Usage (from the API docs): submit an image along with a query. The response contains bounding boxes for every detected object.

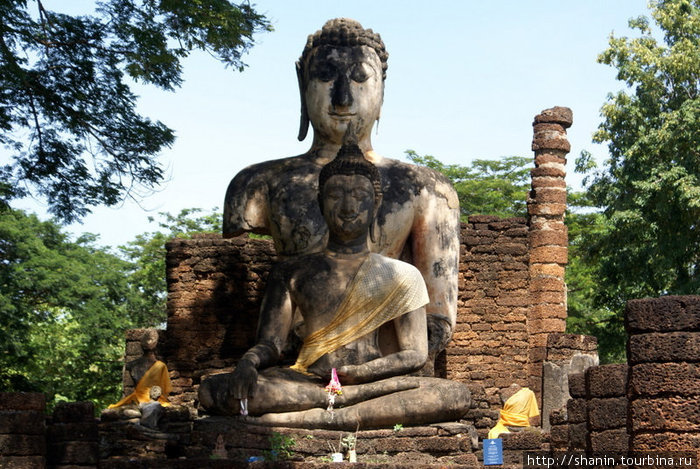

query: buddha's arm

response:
[338,306,428,384]
[411,182,460,353]
[223,166,271,237]
[230,268,294,398]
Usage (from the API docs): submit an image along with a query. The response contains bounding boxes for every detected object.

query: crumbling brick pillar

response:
[0,393,46,468]
[527,106,572,398]
[627,295,700,454]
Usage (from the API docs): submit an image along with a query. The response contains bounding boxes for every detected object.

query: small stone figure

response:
[223,18,460,370]
[487,385,540,439]
[103,330,171,422]
[199,141,470,430]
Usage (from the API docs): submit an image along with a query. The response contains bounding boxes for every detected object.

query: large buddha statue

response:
[223,18,460,364]
[200,142,470,429]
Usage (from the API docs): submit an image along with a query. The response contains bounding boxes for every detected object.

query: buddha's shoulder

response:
[234,154,317,181]
[377,157,458,207]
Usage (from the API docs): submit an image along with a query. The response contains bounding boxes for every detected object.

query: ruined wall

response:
[627,295,700,453]
[447,216,530,393]
[549,295,700,455]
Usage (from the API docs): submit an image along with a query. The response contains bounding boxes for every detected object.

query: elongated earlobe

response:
[296,61,310,141]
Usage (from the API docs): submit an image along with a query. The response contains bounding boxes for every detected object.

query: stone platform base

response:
[100,412,546,468]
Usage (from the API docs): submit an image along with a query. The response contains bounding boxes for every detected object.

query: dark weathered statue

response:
[200,142,470,429]
[223,18,460,364]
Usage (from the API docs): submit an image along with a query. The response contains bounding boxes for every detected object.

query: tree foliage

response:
[570,0,699,362]
[405,150,531,219]
[0,207,221,410]
[0,0,270,222]
[0,209,156,408]
[585,0,699,311]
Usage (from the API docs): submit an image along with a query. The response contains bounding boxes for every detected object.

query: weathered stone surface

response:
[533,106,574,127]
[0,411,45,434]
[566,398,587,424]
[589,428,629,453]
[47,441,98,465]
[0,456,46,468]
[0,434,45,456]
[500,430,544,450]
[626,296,700,333]
[629,362,700,396]
[568,422,587,450]
[52,401,94,423]
[631,397,700,432]
[568,373,585,398]
[628,332,700,363]
[588,397,628,430]
[0,393,46,412]
[632,431,700,452]
[586,364,628,397]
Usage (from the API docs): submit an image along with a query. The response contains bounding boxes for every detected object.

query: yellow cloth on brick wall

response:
[487,388,540,439]
[290,253,429,374]
[108,360,172,409]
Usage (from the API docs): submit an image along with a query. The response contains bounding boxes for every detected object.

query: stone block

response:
[530,166,566,179]
[501,430,544,450]
[568,422,587,450]
[588,397,628,430]
[629,362,700,396]
[568,373,586,398]
[632,431,700,452]
[0,393,46,412]
[549,424,569,447]
[0,411,45,434]
[589,428,629,453]
[625,295,700,333]
[566,398,587,424]
[628,332,700,363]
[0,456,46,468]
[586,364,628,397]
[631,396,700,432]
[534,107,574,127]
[530,229,568,248]
[52,402,94,423]
[0,434,45,456]
[47,441,98,465]
[47,422,98,442]
[530,246,567,265]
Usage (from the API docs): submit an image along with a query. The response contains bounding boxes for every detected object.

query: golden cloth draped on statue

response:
[291,253,429,374]
[487,387,539,439]
[108,360,172,408]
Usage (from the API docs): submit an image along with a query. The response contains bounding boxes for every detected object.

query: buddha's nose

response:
[331,74,353,108]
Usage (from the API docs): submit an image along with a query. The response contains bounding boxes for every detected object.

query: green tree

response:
[405,150,531,219]
[0,208,156,409]
[0,0,270,222]
[569,0,699,362]
[585,0,699,311]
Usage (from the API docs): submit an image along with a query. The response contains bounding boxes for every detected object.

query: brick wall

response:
[0,392,46,468]
[627,295,700,454]
[447,216,530,395]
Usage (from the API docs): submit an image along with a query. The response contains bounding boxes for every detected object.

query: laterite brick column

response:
[0,392,46,468]
[527,106,572,398]
[586,364,629,453]
[627,295,700,454]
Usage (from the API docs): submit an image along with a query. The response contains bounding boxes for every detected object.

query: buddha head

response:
[296,18,389,145]
[318,137,383,244]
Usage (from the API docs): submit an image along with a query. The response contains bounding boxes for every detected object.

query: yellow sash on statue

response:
[108,360,172,408]
[290,253,429,374]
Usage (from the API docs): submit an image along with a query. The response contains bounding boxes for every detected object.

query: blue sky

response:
[11,0,651,247]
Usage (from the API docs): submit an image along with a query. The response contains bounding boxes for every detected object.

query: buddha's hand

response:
[231,359,259,399]
[337,364,372,385]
